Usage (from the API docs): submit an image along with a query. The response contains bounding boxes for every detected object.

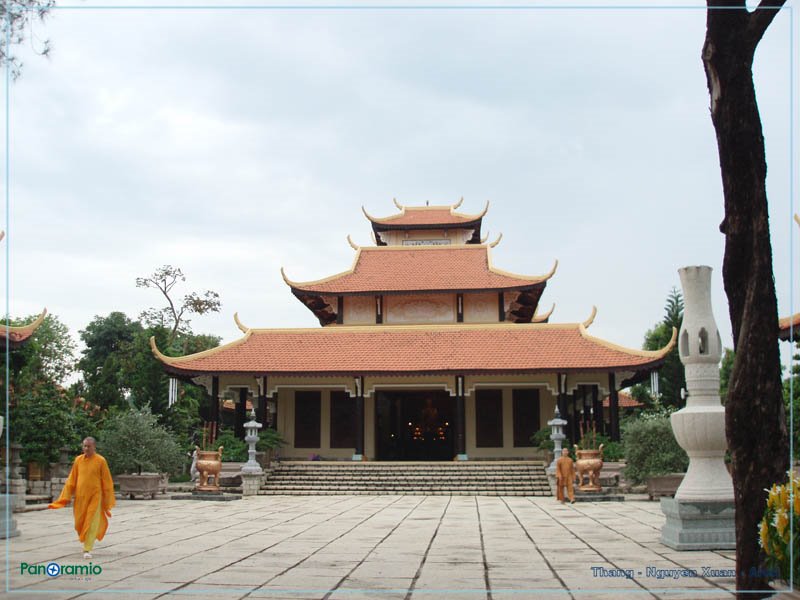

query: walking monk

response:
[555,447,576,504]
[49,437,115,559]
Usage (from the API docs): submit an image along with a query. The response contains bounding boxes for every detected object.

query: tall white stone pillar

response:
[660,265,734,550]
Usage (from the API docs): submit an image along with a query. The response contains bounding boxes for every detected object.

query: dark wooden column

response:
[257,376,267,427]
[557,373,568,440]
[375,296,383,324]
[354,376,365,458]
[336,297,344,325]
[608,373,620,442]
[592,384,603,437]
[235,387,248,439]
[211,375,220,427]
[457,294,464,323]
[498,293,506,321]
[455,375,466,458]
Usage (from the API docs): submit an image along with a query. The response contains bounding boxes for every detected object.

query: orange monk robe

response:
[555,454,576,502]
[48,454,115,545]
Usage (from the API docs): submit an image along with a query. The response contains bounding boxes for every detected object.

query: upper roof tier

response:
[282,244,557,295]
[364,199,488,243]
[151,319,676,381]
[779,312,800,342]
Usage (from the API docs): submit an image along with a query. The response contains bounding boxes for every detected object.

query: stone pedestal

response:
[0,495,21,538]
[660,497,735,550]
[241,472,262,496]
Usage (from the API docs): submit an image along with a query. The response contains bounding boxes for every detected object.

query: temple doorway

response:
[375,390,455,461]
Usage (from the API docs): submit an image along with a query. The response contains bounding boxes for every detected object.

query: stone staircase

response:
[259,461,551,496]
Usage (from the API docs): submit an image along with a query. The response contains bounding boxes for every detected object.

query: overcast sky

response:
[3,0,797,380]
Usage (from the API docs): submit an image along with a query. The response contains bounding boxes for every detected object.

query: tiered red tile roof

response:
[1,309,47,349]
[283,245,556,294]
[151,321,675,377]
[363,199,488,228]
[602,391,643,409]
[779,313,800,342]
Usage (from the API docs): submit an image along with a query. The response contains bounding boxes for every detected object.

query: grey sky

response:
[4,0,797,380]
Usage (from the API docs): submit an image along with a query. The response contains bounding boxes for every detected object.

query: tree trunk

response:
[702,2,788,597]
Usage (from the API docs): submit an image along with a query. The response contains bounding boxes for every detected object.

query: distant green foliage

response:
[622,416,688,484]
[719,347,735,402]
[632,288,686,409]
[99,406,184,475]
[593,434,624,462]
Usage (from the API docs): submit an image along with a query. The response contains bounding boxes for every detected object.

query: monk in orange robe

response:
[555,448,576,504]
[49,437,115,559]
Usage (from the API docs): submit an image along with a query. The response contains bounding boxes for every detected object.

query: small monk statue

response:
[555,448,576,504]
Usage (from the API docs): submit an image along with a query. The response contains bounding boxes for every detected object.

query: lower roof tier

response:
[151,320,676,379]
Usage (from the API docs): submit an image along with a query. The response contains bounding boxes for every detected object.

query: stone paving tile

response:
[3,495,750,600]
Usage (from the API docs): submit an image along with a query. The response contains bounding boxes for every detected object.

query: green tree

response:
[630,288,685,409]
[0,0,54,79]
[78,312,143,410]
[7,312,76,392]
[136,265,221,346]
[10,383,78,465]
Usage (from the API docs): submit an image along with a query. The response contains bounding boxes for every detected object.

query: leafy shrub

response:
[257,427,286,452]
[99,405,184,475]
[592,435,624,462]
[622,416,688,484]
[212,429,248,462]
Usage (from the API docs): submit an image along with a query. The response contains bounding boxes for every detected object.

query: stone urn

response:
[195,446,224,492]
[574,444,604,492]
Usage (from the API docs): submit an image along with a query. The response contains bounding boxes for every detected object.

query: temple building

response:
[152,200,674,460]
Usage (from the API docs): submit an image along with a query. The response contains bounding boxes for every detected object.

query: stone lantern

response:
[546,407,568,473]
[660,265,734,549]
[240,409,264,496]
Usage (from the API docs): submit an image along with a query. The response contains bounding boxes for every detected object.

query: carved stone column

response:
[661,265,734,550]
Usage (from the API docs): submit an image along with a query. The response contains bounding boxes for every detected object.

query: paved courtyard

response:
[3,495,746,599]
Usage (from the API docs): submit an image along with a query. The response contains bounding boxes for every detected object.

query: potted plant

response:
[622,415,688,499]
[100,406,184,499]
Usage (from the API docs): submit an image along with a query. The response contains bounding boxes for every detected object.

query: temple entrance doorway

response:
[375,390,455,461]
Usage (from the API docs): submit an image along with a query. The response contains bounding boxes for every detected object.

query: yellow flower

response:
[774,508,789,539]
[768,484,780,511]
[780,485,789,511]
[794,489,800,516]
[760,518,770,551]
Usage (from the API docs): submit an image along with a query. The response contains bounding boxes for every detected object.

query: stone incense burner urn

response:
[195,446,224,492]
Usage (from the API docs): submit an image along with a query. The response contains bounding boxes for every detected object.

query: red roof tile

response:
[283,245,556,294]
[779,313,800,341]
[602,392,643,408]
[152,322,675,377]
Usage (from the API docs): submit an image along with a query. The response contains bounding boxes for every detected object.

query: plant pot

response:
[575,445,604,492]
[195,446,224,492]
[117,473,161,499]
[646,473,685,500]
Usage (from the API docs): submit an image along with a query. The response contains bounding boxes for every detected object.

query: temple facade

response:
[152,200,674,460]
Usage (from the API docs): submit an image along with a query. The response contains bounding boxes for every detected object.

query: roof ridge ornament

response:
[234,312,250,333]
[393,197,403,210]
[582,306,597,328]
[488,233,503,248]
[346,234,360,250]
[452,197,463,210]
[480,230,490,244]
[532,303,555,323]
